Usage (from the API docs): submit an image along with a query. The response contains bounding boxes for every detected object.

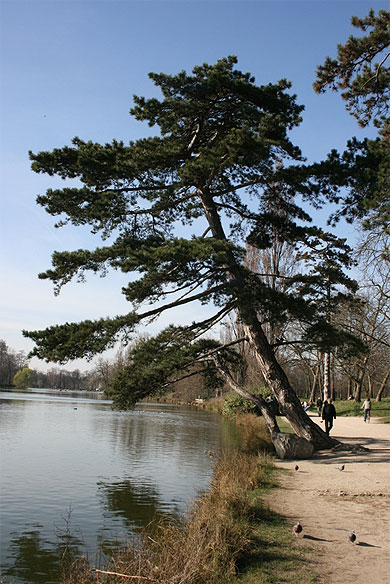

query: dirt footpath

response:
[263,414,390,584]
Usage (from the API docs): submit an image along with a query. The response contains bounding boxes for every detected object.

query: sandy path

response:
[263,414,390,584]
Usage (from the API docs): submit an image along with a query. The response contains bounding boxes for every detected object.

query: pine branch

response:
[361,50,390,88]
[173,271,219,303]
[186,302,237,339]
[136,284,227,322]
[216,202,256,220]
[218,179,260,198]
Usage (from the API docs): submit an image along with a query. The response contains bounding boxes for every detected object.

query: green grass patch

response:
[272,398,390,430]
[332,397,390,422]
[275,417,294,433]
[291,398,390,423]
[236,465,317,584]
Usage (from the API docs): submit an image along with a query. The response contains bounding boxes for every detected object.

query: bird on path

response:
[348,531,357,544]
[293,522,302,537]
[294,465,299,471]
[337,464,345,471]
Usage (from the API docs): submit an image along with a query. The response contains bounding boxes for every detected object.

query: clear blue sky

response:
[0,0,383,372]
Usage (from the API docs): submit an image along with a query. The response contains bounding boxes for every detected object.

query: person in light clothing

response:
[316,397,323,417]
[362,397,371,423]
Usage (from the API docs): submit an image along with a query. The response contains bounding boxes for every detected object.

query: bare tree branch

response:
[361,51,390,88]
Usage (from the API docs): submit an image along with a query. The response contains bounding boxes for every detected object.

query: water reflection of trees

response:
[97,478,180,527]
[96,478,182,556]
[0,405,239,582]
[91,407,238,470]
[3,526,84,584]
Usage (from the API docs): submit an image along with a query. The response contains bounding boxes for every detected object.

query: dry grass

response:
[234,414,274,454]
[62,451,275,584]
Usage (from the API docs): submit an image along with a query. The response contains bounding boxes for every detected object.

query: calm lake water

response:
[0,389,238,583]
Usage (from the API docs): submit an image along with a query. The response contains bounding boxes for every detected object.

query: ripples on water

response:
[0,390,237,583]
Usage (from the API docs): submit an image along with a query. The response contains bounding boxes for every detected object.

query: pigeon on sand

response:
[337,464,345,471]
[294,465,299,471]
[293,522,302,537]
[348,531,357,544]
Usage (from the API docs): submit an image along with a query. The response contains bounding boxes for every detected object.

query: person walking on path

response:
[316,397,323,417]
[362,397,371,423]
[322,398,337,435]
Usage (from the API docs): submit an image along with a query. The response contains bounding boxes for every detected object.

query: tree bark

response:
[309,364,320,403]
[241,317,337,449]
[215,359,280,435]
[354,354,369,402]
[200,187,338,450]
[367,373,373,398]
[376,366,390,402]
[323,352,331,401]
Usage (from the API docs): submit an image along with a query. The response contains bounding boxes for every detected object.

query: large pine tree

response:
[25,57,361,449]
[314,9,389,231]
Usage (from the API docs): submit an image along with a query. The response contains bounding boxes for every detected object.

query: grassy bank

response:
[172,393,390,423]
[62,417,317,584]
[276,398,390,435]
[294,398,390,425]
[331,397,390,422]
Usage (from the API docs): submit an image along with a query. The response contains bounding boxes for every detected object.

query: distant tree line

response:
[0,340,28,387]
[0,340,93,391]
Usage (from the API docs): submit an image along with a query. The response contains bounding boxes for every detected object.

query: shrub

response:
[222,393,259,418]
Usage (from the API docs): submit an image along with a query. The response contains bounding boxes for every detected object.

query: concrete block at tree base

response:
[271,432,315,460]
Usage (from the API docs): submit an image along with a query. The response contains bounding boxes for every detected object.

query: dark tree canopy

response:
[314,10,389,232]
[24,57,366,449]
[314,9,390,129]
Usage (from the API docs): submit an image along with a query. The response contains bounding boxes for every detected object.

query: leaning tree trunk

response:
[241,315,338,450]
[376,366,390,402]
[309,364,320,404]
[354,355,369,402]
[200,187,338,451]
[214,358,280,435]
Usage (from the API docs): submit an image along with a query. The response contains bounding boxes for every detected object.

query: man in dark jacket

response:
[322,398,336,435]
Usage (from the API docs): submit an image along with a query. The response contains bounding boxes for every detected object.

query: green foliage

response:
[245,384,273,399]
[0,340,28,386]
[314,9,390,232]
[13,367,34,389]
[222,393,259,418]
[314,9,390,129]
[222,385,272,418]
[110,326,243,408]
[23,56,368,421]
[23,314,139,363]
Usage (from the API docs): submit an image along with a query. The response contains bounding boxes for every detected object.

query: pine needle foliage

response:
[314,10,390,231]
[23,56,371,447]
